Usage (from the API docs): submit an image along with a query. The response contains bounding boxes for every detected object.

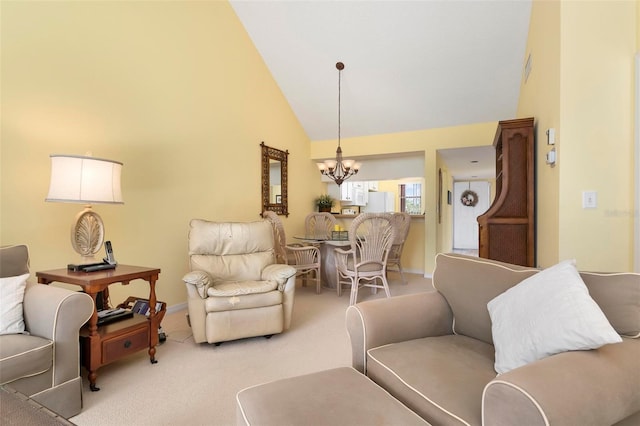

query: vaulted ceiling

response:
[230,0,532,179]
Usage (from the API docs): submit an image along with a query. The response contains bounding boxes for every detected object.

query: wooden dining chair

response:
[334,213,395,305]
[262,211,322,293]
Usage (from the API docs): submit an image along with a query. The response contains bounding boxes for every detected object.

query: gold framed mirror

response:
[261,142,289,216]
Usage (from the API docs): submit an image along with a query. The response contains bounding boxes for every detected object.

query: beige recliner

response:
[182,219,297,345]
[0,244,94,418]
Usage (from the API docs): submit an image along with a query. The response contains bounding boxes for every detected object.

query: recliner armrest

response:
[261,264,296,291]
[345,291,454,373]
[482,338,640,426]
[183,270,214,298]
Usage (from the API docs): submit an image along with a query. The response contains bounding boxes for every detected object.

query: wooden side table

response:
[36,265,161,391]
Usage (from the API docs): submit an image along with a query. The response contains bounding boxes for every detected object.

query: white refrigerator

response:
[363,192,395,213]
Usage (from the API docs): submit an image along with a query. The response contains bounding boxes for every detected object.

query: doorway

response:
[453,181,490,251]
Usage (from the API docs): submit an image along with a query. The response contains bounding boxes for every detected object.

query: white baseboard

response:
[166,302,187,314]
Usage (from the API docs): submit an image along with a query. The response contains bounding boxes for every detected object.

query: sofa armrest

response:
[345,291,453,373]
[22,283,93,384]
[482,338,640,426]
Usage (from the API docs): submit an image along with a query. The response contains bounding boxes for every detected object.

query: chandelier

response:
[317,62,361,186]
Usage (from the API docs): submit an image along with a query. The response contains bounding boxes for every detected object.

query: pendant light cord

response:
[337,64,341,148]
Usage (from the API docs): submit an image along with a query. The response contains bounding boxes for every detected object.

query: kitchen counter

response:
[331,214,424,219]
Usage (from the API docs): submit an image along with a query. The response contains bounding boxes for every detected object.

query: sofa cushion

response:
[487,259,622,374]
[0,245,30,279]
[0,273,30,335]
[580,271,640,338]
[0,334,53,384]
[367,335,496,426]
[433,253,537,344]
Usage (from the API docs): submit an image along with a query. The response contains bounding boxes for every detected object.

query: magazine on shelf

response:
[131,299,149,315]
[131,299,163,317]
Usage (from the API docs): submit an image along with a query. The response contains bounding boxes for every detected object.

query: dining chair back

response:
[263,211,322,293]
[387,212,411,284]
[305,213,337,240]
[262,210,288,265]
[334,213,395,305]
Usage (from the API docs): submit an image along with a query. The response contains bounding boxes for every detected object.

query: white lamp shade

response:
[342,159,355,169]
[324,160,337,170]
[46,155,124,204]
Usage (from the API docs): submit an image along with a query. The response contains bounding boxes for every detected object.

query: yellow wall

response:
[311,122,497,274]
[517,0,561,268]
[0,1,322,307]
[519,0,636,271]
[559,1,636,271]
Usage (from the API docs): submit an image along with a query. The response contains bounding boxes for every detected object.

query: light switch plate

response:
[582,191,597,209]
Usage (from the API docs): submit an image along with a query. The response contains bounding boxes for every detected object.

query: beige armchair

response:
[346,253,640,425]
[0,245,94,418]
[182,219,297,345]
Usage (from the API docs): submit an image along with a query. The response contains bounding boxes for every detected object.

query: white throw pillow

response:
[0,273,30,335]
[487,260,622,374]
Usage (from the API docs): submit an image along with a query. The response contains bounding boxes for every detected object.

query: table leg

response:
[89,371,100,392]
[148,274,159,364]
[87,292,101,391]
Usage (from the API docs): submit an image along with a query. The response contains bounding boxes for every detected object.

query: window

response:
[399,183,422,214]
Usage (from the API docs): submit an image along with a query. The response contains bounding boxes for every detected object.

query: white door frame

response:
[634,53,640,272]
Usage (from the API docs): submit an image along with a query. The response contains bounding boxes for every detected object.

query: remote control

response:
[98,308,126,318]
[68,262,106,272]
[82,263,116,272]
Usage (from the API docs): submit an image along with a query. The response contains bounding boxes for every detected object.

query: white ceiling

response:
[230,0,532,179]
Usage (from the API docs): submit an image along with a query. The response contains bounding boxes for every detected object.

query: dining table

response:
[293,236,350,289]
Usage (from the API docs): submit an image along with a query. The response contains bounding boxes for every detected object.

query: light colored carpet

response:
[70,273,434,426]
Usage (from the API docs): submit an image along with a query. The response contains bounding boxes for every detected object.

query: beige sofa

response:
[183,219,297,345]
[346,253,640,426]
[0,245,94,418]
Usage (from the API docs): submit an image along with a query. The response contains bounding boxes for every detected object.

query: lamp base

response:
[70,206,105,257]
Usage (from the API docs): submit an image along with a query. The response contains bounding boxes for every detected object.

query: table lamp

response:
[45,154,123,262]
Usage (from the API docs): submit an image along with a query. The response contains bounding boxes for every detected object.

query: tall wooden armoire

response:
[477,117,535,267]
